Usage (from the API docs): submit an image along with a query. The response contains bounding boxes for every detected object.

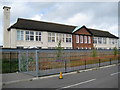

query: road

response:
[2,64,119,89]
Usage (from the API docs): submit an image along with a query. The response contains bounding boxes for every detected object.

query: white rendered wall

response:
[93,37,118,49]
[10,29,72,49]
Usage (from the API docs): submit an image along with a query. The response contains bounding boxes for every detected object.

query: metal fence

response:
[18,49,119,77]
[1,49,120,76]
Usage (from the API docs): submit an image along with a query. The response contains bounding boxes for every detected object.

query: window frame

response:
[17,30,24,41]
[76,35,79,43]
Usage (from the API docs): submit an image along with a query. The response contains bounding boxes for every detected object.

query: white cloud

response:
[0,2,119,46]
[30,14,43,21]
[66,12,94,26]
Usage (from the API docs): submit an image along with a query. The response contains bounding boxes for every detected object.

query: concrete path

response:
[2,72,34,84]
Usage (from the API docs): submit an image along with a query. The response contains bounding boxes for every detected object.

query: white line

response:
[110,72,120,76]
[61,78,96,89]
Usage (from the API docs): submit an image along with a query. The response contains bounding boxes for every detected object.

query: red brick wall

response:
[72,27,93,49]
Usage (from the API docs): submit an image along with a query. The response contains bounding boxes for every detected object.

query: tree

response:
[113,47,118,56]
[92,47,97,57]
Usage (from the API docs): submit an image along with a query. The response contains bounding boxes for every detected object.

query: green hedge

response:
[2,59,18,73]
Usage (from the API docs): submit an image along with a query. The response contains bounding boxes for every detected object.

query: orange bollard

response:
[59,72,63,79]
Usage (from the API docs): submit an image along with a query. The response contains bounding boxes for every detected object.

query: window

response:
[17,30,24,40]
[48,32,55,42]
[84,36,87,43]
[66,34,72,42]
[88,36,91,44]
[76,35,79,43]
[80,35,83,43]
[112,39,115,44]
[115,39,117,44]
[61,34,65,42]
[103,38,106,44]
[26,31,34,41]
[93,37,97,44]
[109,38,112,44]
[36,32,41,41]
[98,37,102,44]
[56,33,61,42]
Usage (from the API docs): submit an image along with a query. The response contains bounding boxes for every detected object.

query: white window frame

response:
[26,31,34,41]
[84,36,87,43]
[88,36,91,44]
[93,37,97,44]
[112,39,115,44]
[103,38,106,44]
[80,35,83,43]
[17,30,24,41]
[66,34,72,42]
[76,35,79,43]
[48,32,55,42]
[35,32,41,41]
[98,37,102,44]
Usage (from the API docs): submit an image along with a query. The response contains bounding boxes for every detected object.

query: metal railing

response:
[1,49,120,76]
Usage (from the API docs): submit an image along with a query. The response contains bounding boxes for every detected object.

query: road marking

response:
[110,72,120,76]
[58,78,96,89]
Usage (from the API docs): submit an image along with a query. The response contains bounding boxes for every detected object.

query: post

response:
[65,60,67,73]
[26,51,28,72]
[110,58,111,65]
[99,59,101,67]
[35,50,39,77]
[10,51,11,73]
[85,59,86,69]
[18,51,21,72]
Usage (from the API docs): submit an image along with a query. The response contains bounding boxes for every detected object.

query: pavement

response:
[2,63,120,88]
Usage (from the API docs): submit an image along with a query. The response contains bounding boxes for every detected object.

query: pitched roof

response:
[8,18,118,39]
[89,28,119,39]
[8,18,76,34]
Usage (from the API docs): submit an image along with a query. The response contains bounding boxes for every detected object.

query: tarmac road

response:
[2,64,119,89]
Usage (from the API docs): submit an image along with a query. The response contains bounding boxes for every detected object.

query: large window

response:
[98,37,102,44]
[26,31,34,41]
[112,39,115,44]
[56,33,61,42]
[115,39,117,44]
[76,35,79,43]
[66,34,72,42]
[17,30,24,40]
[93,37,97,44]
[88,36,91,44]
[103,38,106,44]
[61,34,65,42]
[80,35,83,43]
[109,38,112,44]
[36,32,41,41]
[84,36,87,43]
[48,32,55,42]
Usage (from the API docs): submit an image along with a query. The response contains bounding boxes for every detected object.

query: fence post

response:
[85,59,86,69]
[99,59,101,67]
[65,60,67,73]
[26,51,28,72]
[110,58,111,65]
[10,51,11,73]
[18,51,21,72]
[35,50,39,77]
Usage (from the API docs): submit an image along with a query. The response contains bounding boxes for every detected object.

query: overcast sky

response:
[0,1,119,46]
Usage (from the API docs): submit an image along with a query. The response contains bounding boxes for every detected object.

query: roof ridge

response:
[88,28,109,32]
[18,18,76,27]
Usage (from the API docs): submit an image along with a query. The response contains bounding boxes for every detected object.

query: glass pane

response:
[26,31,29,34]
[30,32,34,35]
[26,35,29,40]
